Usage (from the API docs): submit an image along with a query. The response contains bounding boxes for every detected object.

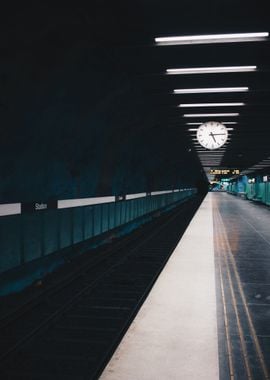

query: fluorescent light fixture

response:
[190,127,234,131]
[199,154,225,156]
[197,152,226,154]
[186,122,205,125]
[198,152,225,153]
[179,102,244,108]
[199,156,224,158]
[166,66,257,74]
[197,150,226,152]
[184,113,239,117]
[196,137,231,140]
[187,121,237,125]
[174,87,249,94]
[192,138,231,141]
[155,32,269,46]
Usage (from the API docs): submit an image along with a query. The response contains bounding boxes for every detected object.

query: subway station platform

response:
[100,193,270,380]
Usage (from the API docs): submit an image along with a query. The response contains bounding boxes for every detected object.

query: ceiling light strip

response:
[174,87,249,94]
[155,32,269,46]
[179,103,244,107]
[196,151,226,153]
[199,157,223,159]
[187,121,238,125]
[166,66,257,74]
[184,113,239,117]
[189,128,234,131]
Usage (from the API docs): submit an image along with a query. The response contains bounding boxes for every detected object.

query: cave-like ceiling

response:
[1,1,270,200]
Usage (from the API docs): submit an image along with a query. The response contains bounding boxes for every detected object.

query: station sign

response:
[209,169,240,175]
[21,200,57,213]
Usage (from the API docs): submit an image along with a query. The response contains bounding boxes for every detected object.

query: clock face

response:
[196,121,228,150]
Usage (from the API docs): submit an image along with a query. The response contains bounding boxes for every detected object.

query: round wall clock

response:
[196,121,228,150]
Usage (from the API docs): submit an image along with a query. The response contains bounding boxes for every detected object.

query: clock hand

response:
[211,133,226,136]
[209,132,216,143]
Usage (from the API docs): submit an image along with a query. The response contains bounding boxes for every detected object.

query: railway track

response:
[0,196,202,380]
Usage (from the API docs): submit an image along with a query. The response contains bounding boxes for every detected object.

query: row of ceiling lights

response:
[155,32,269,173]
[241,157,270,174]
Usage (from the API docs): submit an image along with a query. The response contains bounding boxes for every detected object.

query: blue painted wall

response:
[0,190,196,295]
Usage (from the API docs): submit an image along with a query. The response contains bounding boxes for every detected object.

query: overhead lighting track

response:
[187,122,207,125]
[196,150,226,152]
[198,156,225,158]
[174,87,249,94]
[186,121,237,125]
[188,127,234,131]
[155,32,269,46]
[184,113,239,117]
[166,66,257,75]
[179,102,244,108]
[192,138,231,141]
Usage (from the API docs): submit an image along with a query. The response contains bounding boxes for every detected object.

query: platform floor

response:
[100,193,270,380]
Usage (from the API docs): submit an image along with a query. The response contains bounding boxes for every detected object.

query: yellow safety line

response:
[216,247,235,380]
[215,211,253,379]
[216,205,270,380]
